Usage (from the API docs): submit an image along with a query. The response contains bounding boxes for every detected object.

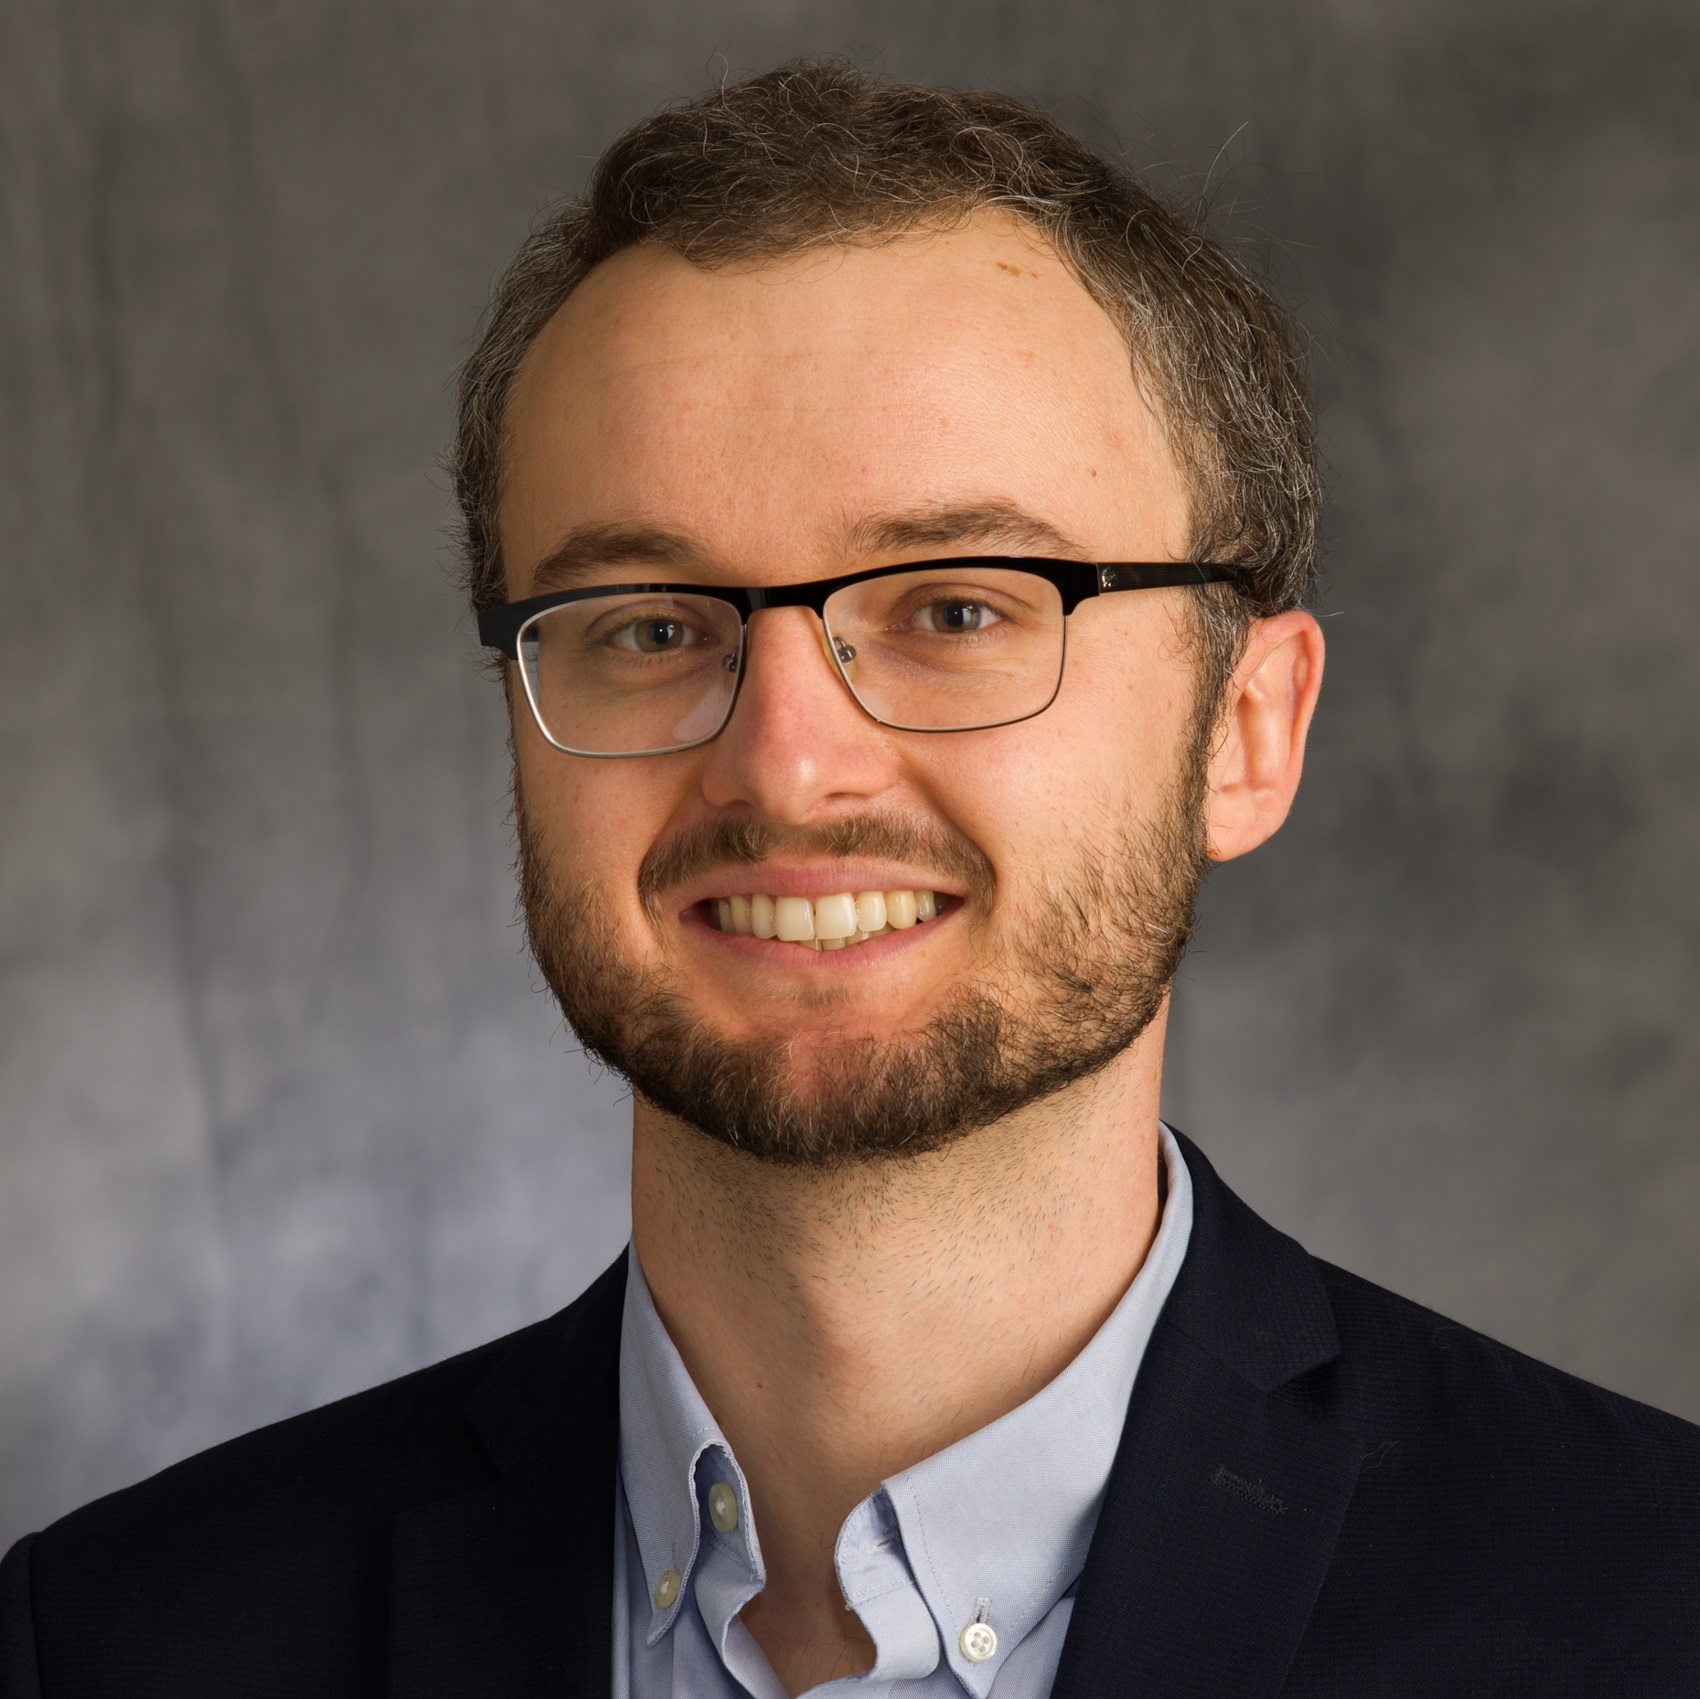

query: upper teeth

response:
[712,888,940,950]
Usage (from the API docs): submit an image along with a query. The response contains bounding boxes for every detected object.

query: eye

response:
[611,616,697,653]
[907,598,1003,634]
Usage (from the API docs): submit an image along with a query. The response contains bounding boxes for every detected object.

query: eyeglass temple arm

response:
[1095,562,1252,593]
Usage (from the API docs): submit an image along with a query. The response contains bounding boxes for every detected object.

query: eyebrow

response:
[524,523,707,595]
[519,500,1089,596]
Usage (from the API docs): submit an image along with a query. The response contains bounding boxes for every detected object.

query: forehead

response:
[499,213,1188,585]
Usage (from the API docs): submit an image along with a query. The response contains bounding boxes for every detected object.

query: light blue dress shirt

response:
[614,1125,1193,1699]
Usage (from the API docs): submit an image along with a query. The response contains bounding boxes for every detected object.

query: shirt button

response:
[960,1621,998,1662]
[653,1569,681,1609]
[707,1482,739,1533]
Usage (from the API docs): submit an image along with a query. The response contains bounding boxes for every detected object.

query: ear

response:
[1204,610,1325,864]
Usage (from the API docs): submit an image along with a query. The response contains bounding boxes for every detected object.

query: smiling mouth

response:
[706,888,942,951]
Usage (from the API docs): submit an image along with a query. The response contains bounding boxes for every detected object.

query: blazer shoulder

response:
[32,1251,629,1561]
[36,1319,525,1564]
[1280,1259,1700,1684]
[4,1328,517,1699]
[1312,1253,1700,1466]
[1304,1250,1700,1624]
[11,1256,627,1698]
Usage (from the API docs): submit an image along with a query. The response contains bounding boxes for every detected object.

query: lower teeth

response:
[802,923,896,952]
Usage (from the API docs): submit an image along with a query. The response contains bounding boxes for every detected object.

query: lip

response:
[668,860,970,913]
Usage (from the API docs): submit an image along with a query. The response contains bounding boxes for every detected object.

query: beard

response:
[518,746,1210,1169]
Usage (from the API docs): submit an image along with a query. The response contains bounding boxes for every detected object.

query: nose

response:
[697,606,899,822]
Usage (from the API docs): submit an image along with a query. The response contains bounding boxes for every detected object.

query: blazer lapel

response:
[1053,1135,1365,1699]
[387,1137,1359,1699]
[390,1255,628,1699]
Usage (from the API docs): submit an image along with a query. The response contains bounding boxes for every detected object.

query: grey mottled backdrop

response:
[3,0,1697,1547]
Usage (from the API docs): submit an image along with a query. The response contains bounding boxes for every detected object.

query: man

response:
[3,60,1697,1698]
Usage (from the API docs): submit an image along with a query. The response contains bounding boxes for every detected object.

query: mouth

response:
[702,886,945,952]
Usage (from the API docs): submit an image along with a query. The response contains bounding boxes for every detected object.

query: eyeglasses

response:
[477,556,1250,759]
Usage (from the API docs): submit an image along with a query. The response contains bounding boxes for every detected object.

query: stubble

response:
[517,736,1211,1169]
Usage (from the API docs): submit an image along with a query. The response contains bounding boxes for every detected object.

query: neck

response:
[629,1009,1168,1694]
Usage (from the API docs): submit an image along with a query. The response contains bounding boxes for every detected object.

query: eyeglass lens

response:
[516,566,1067,756]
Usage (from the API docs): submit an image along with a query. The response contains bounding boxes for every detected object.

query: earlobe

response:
[1204,610,1325,864]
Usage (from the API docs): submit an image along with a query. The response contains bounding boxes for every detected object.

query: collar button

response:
[707,1482,740,1533]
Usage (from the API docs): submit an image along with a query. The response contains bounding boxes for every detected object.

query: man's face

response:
[501,215,1210,1162]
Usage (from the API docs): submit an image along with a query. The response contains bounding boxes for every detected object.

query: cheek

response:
[909,715,1140,883]
[909,644,1193,889]
[1061,617,1199,792]
[514,733,681,912]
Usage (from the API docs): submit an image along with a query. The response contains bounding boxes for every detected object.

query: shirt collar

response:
[875,1125,1193,1693]
[617,1124,1194,1686]
[618,1249,762,1646]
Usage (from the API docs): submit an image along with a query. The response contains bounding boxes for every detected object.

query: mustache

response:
[637,812,996,913]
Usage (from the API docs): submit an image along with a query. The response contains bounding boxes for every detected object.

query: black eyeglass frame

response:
[477,555,1253,755]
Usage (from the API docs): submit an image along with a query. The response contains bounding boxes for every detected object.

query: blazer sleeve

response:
[0,1536,44,1699]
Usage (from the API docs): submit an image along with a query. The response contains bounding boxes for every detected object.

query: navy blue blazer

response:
[4,1132,1698,1696]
